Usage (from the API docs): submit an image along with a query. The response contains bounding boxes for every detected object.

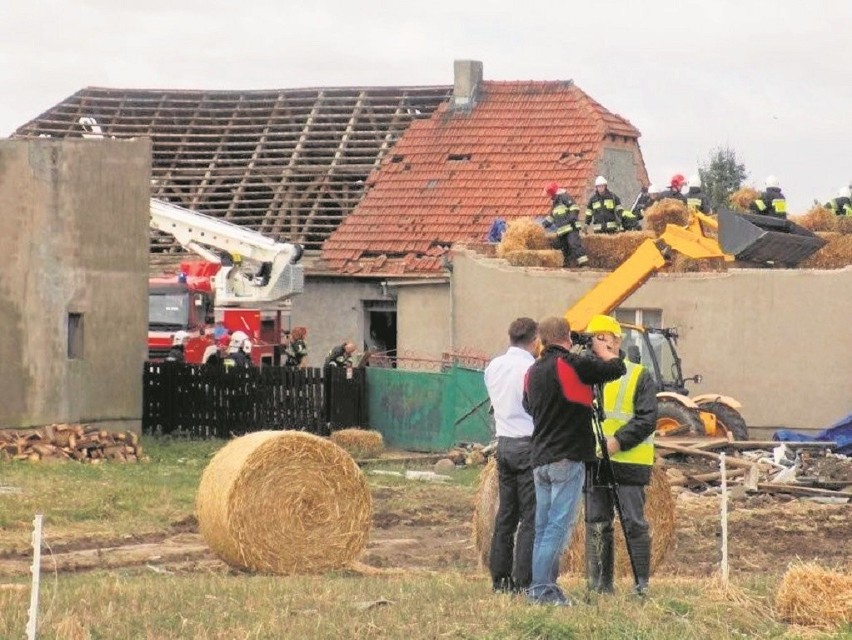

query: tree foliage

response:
[698,147,748,211]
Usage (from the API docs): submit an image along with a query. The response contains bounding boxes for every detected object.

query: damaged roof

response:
[320,80,644,275]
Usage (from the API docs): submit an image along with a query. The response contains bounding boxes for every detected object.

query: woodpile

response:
[0,425,142,463]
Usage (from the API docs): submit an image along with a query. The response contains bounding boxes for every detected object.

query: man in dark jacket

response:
[826,186,852,217]
[165,330,188,363]
[659,174,687,203]
[585,176,625,234]
[751,175,788,218]
[542,182,588,267]
[684,175,712,214]
[582,316,657,597]
[522,316,626,606]
[324,342,356,369]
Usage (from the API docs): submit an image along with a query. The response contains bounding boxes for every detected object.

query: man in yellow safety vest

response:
[583,315,657,596]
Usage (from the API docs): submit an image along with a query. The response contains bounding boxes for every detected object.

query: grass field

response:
[0,438,849,639]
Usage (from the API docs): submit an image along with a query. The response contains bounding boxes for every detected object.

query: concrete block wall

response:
[0,138,151,432]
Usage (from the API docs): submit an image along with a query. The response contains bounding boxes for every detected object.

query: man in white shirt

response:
[483,317,539,594]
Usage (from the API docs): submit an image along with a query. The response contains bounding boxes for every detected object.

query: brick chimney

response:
[453,60,482,110]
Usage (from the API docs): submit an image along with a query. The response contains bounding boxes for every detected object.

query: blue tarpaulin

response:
[774,413,852,456]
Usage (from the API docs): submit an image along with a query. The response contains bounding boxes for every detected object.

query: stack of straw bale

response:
[472,458,675,577]
[196,431,372,574]
[728,187,759,212]
[799,232,852,269]
[503,250,564,268]
[644,199,691,237]
[793,206,840,233]
[330,428,385,459]
[496,218,552,256]
[582,231,653,270]
[775,562,852,628]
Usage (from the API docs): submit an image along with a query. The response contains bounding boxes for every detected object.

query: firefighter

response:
[622,184,659,231]
[324,342,356,369]
[659,174,687,203]
[541,182,589,267]
[751,176,788,218]
[284,326,309,367]
[583,315,657,597]
[684,175,711,214]
[223,331,251,369]
[165,330,188,363]
[585,176,625,234]
[826,187,852,216]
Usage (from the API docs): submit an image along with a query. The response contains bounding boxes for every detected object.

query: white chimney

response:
[453,60,483,109]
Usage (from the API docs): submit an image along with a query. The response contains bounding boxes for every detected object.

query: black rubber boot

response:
[628,531,651,596]
[585,523,614,593]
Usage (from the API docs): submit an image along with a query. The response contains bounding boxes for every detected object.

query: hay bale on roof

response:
[472,458,675,577]
[644,199,690,236]
[504,249,564,268]
[496,218,552,256]
[196,431,371,574]
[798,232,852,269]
[793,206,837,233]
[583,231,653,270]
[775,562,852,629]
[729,187,759,212]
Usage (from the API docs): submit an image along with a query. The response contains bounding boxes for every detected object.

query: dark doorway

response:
[363,301,397,367]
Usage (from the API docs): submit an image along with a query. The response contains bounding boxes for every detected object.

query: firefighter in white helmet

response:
[223,330,252,369]
[751,176,788,218]
[165,330,189,363]
[684,174,711,214]
[825,186,852,217]
[585,176,625,234]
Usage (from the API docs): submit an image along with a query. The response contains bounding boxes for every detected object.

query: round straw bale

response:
[645,199,691,237]
[497,218,552,256]
[728,187,759,212]
[582,231,653,270]
[504,249,564,268]
[792,206,837,233]
[798,232,852,269]
[196,431,371,574]
[330,428,385,459]
[472,458,675,577]
[775,562,852,628]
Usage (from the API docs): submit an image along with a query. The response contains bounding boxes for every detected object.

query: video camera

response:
[570,331,594,351]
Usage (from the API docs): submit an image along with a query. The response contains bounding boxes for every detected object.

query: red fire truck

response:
[147,199,304,365]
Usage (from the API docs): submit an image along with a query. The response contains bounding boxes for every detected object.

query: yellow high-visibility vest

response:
[602,361,654,465]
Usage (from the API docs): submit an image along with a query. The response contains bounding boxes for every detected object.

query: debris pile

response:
[659,439,850,500]
[0,424,143,463]
[444,442,495,467]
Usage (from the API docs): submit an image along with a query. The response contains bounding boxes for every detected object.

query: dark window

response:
[447,153,471,162]
[68,313,84,359]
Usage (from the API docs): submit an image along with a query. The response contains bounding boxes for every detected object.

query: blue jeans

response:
[528,459,585,602]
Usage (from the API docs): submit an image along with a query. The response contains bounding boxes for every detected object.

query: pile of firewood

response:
[0,424,143,463]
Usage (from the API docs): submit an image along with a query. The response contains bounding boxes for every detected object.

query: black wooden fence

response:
[142,362,367,438]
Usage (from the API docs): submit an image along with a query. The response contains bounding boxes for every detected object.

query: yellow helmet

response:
[585,314,622,337]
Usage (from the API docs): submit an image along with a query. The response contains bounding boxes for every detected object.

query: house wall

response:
[0,138,151,432]
[396,283,451,360]
[432,250,851,433]
[291,276,395,365]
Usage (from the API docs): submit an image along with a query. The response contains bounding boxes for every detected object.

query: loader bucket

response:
[717,208,826,266]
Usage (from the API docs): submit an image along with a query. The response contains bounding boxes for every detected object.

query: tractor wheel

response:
[656,399,706,437]
[701,401,749,441]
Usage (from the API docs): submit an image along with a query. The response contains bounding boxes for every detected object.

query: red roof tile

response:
[322,80,646,274]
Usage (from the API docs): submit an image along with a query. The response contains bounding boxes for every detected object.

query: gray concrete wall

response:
[443,249,852,432]
[598,146,646,208]
[0,138,151,432]
[396,283,451,359]
[290,276,395,365]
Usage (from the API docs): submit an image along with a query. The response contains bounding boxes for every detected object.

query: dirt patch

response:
[1,483,848,579]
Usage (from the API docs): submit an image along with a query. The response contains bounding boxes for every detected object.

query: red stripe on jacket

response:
[556,358,593,406]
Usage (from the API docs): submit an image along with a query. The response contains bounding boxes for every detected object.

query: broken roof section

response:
[13,85,452,252]
[321,65,646,276]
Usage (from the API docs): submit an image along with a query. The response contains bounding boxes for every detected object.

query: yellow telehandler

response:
[564,208,825,440]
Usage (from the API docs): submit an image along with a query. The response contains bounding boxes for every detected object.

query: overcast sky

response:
[3,0,850,212]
